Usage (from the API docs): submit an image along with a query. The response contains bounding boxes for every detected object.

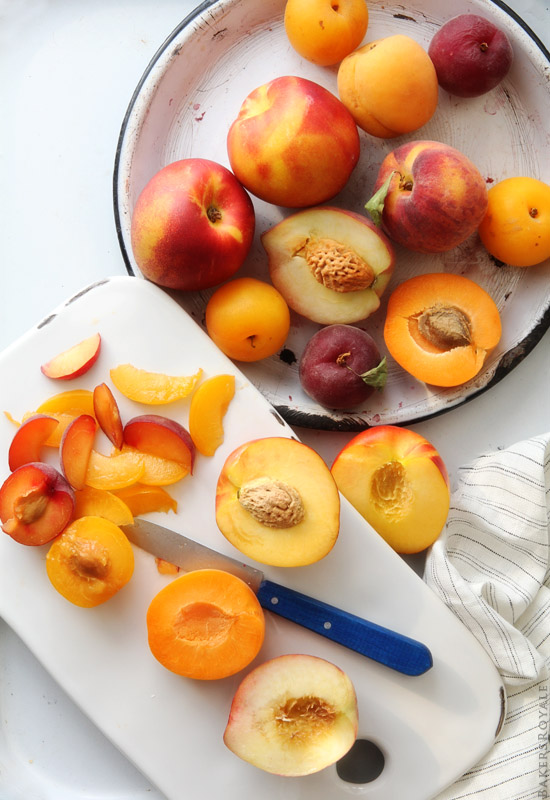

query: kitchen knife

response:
[122,519,433,676]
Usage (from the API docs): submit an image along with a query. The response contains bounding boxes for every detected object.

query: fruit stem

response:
[364,171,397,227]
[207,205,222,223]
[337,353,388,390]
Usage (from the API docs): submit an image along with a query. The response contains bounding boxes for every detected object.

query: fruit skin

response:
[223,653,358,776]
[40,333,101,380]
[0,462,75,546]
[123,415,195,473]
[262,206,395,325]
[205,277,290,362]
[478,176,550,267]
[299,324,386,409]
[337,35,438,138]
[284,0,369,66]
[215,436,340,567]
[8,414,59,471]
[428,14,513,98]
[368,140,488,253]
[331,425,450,553]
[227,76,360,208]
[130,158,255,291]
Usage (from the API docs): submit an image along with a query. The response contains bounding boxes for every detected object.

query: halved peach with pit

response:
[215,437,340,567]
[8,414,59,471]
[110,363,202,404]
[188,374,235,457]
[46,515,134,607]
[262,207,395,324]
[384,272,502,387]
[331,425,450,553]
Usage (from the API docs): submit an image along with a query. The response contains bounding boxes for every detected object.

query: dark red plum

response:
[428,14,513,98]
[299,325,387,410]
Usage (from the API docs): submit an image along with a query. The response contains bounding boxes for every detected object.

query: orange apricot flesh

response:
[112,484,177,516]
[110,364,202,404]
[74,486,134,526]
[188,374,235,457]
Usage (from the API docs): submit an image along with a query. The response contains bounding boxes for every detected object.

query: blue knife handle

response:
[256,579,432,676]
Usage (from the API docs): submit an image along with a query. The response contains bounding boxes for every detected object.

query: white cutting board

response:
[0,276,504,799]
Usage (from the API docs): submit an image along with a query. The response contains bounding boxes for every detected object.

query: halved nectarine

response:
[215,437,340,567]
[146,568,265,680]
[123,415,195,474]
[0,462,75,546]
[40,333,101,380]
[384,272,502,387]
[46,515,134,607]
[8,414,59,471]
[331,425,450,553]
[110,363,202,404]
[188,374,235,457]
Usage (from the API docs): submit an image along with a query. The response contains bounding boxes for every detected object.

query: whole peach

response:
[367,140,488,253]
[337,35,438,138]
[226,76,360,208]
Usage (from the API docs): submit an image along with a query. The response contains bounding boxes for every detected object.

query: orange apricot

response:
[46,515,134,607]
[188,374,235,457]
[478,177,550,267]
[112,484,177,516]
[146,568,265,680]
[205,277,290,362]
[74,486,134,526]
[110,363,202,404]
[284,0,369,66]
[384,273,501,387]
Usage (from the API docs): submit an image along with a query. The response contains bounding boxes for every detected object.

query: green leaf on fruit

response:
[359,357,387,390]
[365,171,396,227]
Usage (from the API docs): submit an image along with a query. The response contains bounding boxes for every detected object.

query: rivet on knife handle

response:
[256,580,433,676]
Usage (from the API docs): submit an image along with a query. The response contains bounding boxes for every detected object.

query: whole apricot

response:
[284,0,369,66]
[337,35,438,138]
[478,177,550,267]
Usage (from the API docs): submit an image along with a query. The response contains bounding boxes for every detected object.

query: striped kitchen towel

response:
[425,432,550,800]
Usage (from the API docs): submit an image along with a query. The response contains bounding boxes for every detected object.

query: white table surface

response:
[0,1,549,798]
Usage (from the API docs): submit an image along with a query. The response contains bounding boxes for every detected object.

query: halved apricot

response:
[146,568,265,680]
[112,484,177,516]
[189,374,236,457]
[85,449,145,490]
[74,486,134,526]
[117,445,190,486]
[215,437,340,567]
[8,414,59,471]
[110,364,202,404]
[384,273,501,387]
[46,515,134,607]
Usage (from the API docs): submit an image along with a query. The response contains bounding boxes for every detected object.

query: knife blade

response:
[122,519,433,676]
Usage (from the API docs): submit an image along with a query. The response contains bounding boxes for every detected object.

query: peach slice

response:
[123,415,195,474]
[8,414,59,471]
[110,363,203,405]
[112,484,177,516]
[117,445,190,486]
[74,486,134,526]
[85,450,145,491]
[46,515,134,607]
[41,333,101,380]
[331,425,450,553]
[224,654,358,776]
[0,462,75,546]
[36,389,95,417]
[215,437,340,567]
[60,414,96,491]
[262,207,395,324]
[93,383,123,449]
[188,374,235,457]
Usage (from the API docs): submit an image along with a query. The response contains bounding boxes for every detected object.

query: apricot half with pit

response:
[215,437,340,567]
[262,207,395,325]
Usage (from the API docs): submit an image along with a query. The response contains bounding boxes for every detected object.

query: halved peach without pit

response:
[215,437,340,567]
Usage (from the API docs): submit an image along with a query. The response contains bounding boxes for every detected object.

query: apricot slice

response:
[110,363,202,404]
[8,414,59,471]
[331,425,450,553]
[93,382,123,449]
[262,207,395,324]
[117,445,190,486]
[215,437,340,567]
[60,414,96,491]
[112,484,177,516]
[146,568,265,680]
[123,415,195,474]
[20,411,90,448]
[41,333,101,380]
[36,389,95,417]
[224,654,358,776]
[85,450,145,490]
[384,273,502,387]
[0,462,75,546]
[74,486,134,526]
[188,374,235,457]
[46,515,134,607]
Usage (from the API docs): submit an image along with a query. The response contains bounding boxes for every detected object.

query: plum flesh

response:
[428,14,513,98]
[299,324,386,410]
